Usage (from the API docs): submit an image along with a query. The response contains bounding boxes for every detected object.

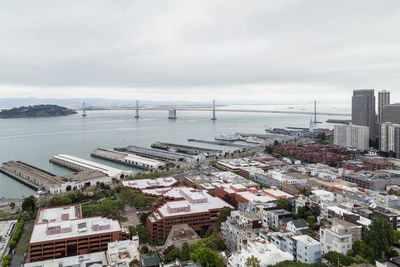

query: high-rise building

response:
[382,104,400,124]
[334,124,369,151]
[352,89,376,140]
[378,90,390,123]
[380,122,400,158]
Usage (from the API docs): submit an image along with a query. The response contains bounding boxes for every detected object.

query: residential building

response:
[286,219,310,235]
[268,232,322,264]
[146,187,231,241]
[121,177,178,191]
[352,89,376,140]
[320,218,361,255]
[380,123,400,158]
[334,124,369,151]
[221,211,262,252]
[227,239,294,267]
[106,237,140,267]
[29,205,129,262]
[264,209,292,229]
[378,90,390,123]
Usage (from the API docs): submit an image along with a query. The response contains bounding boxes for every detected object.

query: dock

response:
[121,145,201,163]
[50,154,133,179]
[91,148,166,170]
[151,142,222,155]
[187,139,245,148]
[0,161,109,193]
[0,161,61,190]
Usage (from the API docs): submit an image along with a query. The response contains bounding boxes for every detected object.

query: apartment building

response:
[268,232,322,264]
[220,211,262,252]
[320,218,362,255]
[334,124,369,151]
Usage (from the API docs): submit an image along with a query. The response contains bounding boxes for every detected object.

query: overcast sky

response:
[0,0,399,104]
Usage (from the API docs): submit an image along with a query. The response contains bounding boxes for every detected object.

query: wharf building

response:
[91,148,166,170]
[50,154,133,179]
[29,205,129,262]
[0,161,115,194]
[334,124,369,151]
[123,145,204,163]
[145,187,232,241]
[352,89,376,140]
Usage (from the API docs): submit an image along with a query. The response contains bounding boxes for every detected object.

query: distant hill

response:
[0,104,77,119]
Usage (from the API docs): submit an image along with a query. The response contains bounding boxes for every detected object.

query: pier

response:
[151,142,222,155]
[121,145,201,163]
[91,148,166,170]
[50,154,133,179]
[0,161,61,190]
[187,139,245,147]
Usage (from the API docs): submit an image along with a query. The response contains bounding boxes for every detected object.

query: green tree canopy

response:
[22,196,36,213]
[246,256,260,267]
[276,198,290,211]
[190,247,224,267]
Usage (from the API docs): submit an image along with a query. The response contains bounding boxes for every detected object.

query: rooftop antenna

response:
[82,102,87,117]
[211,99,217,121]
[135,100,140,119]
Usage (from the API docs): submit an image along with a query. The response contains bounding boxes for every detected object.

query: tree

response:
[136,224,149,243]
[164,247,181,263]
[140,212,151,224]
[362,217,397,261]
[294,206,309,220]
[9,241,16,249]
[276,198,290,211]
[246,256,260,267]
[128,225,137,236]
[140,246,149,254]
[324,251,355,266]
[22,196,36,213]
[190,247,224,267]
[181,242,190,261]
[215,207,233,232]
[9,202,15,211]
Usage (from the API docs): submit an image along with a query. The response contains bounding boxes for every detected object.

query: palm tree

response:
[246,256,260,267]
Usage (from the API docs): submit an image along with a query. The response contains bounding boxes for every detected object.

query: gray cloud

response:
[0,0,400,103]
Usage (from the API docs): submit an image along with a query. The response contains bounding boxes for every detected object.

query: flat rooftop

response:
[157,188,232,217]
[36,205,82,224]
[122,177,178,190]
[23,251,107,267]
[30,216,124,244]
[292,235,320,246]
[94,148,164,167]
[52,154,132,177]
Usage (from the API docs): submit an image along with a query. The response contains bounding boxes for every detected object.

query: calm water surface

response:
[0,108,349,198]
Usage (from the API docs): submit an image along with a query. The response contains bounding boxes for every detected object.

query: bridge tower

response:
[211,99,217,121]
[82,102,87,117]
[135,100,140,118]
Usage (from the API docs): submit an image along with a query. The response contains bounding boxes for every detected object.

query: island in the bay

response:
[0,104,77,118]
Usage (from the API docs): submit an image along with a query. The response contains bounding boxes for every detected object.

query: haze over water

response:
[0,105,350,198]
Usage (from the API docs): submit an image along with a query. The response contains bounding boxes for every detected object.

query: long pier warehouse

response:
[0,161,115,193]
[50,154,132,179]
[91,148,166,170]
[121,145,204,163]
[151,142,222,155]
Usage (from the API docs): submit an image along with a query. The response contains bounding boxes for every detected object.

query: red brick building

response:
[29,205,129,262]
[146,187,231,241]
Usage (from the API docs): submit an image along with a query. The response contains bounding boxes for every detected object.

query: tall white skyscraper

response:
[334,124,370,151]
[380,122,400,158]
